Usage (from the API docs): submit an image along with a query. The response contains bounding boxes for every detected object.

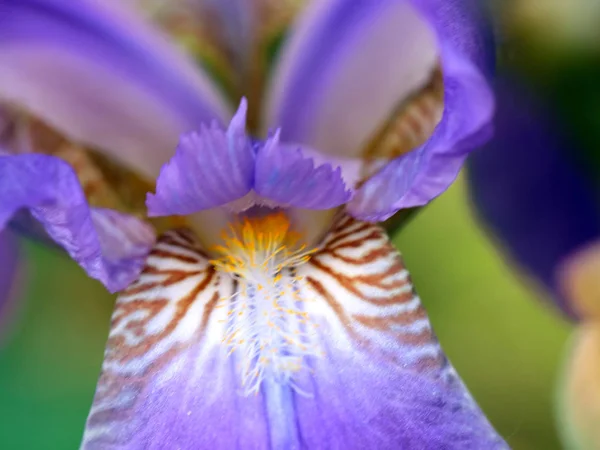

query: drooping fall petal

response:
[82,215,506,449]
[0,153,155,292]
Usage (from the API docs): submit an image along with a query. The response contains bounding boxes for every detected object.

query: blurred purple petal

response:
[195,0,256,71]
[255,132,352,209]
[0,229,20,330]
[467,75,599,318]
[0,0,230,178]
[147,100,254,216]
[348,0,494,221]
[7,209,67,254]
[0,154,155,292]
[82,217,505,449]
[265,0,438,158]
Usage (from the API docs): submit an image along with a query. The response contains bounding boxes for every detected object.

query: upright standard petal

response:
[348,0,494,220]
[264,0,439,158]
[190,0,256,71]
[467,75,600,319]
[146,100,255,216]
[0,154,155,292]
[0,0,230,178]
[264,0,493,220]
[82,215,506,449]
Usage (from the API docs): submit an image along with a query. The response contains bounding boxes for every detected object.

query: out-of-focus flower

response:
[467,74,600,319]
[0,0,505,448]
[559,322,600,450]
[505,0,600,52]
[0,229,21,339]
[467,74,600,449]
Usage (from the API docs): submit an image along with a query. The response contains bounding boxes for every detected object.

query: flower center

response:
[210,212,321,395]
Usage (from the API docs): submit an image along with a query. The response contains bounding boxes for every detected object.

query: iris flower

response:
[0,0,506,448]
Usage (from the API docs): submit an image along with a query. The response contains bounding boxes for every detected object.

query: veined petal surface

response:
[146,100,255,216]
[0,0,230,178]
[0,154,155,292]
[254,132,352,209]
[82,215,506,449]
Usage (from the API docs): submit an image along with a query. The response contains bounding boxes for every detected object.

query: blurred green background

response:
[0,176,571,449]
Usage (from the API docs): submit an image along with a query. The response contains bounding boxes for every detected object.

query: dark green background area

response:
[0,177,570,450]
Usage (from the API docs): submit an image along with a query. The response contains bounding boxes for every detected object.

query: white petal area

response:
[297,215,443,369]
[264,0,438,158]
[286,208,340,250]
[187,207,236,254]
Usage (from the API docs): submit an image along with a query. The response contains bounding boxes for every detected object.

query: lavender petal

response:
[348,0,495,220]
[254,132,352,209]
[146,99,255,216]
[264,0,439,158]
[81,217,506,449]
[0,0,230,178]
[0,153,155,292]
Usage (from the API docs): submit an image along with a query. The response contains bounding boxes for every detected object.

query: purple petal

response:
[146,100,254,216]
[82,216,505,449]
[0,229,21,332]
[288,352,503,449]
[0,153,155,292]
[266,0,494,221]
[349,0,494,221]
[264,0,439,158]
[193,0,256,71]
[90,208,156,285]
[254,132,352,209]
[292,216,505,448]
[467,74,600,319]
[0,0,230,178]
[349,18,494,218]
